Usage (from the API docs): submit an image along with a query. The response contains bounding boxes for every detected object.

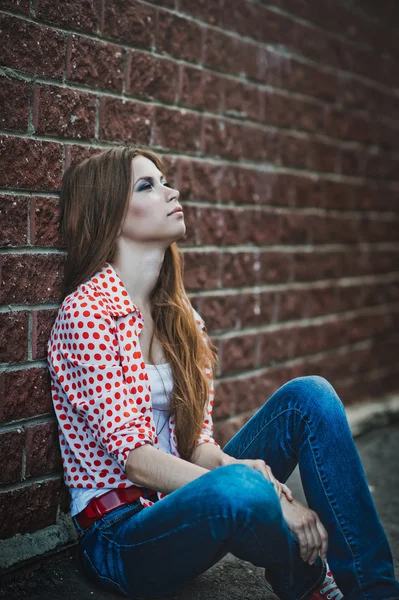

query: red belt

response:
[75,486,158,531]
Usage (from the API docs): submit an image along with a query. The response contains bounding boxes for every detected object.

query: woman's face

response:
[118,155,185,245]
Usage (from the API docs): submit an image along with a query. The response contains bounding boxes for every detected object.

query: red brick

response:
[278,211,312,245]
[281,173,324,209]
[182,251,219,290]
[154,106,201,153]
[292,20,341,69]
[30,197,62,247]
[340,147,368,178]
[178,160,223,203]
[32,309,58,360]
[203,29,241,77]
[213,412,248,446]
[242,127,280,163]
[279,286,339,321]
[338,77,399,121]
[323,180,391,211]
[255,47,283,86]
[36,0,100,33]
[0,478,61,539]
[67,35,124,92]
[33,85,96,139]
[0,253,65,304]
[146,0,174,6]
[59,481,71,514]
[338,281,399,312]
[224,79,263,121]
[240,290,277,328]
[324,108,377,145]
[0,14,65,79]
[366,154,399,181]
[25,421,62,477]
[178,0,224,26]
[293,250,347,281]
[293,249,399,282]
[156,11,203,63]
[0,77,30,132]
[65,144,104,168]
[260,327,296,365]
[126,51,177,104]
[201,294,239,332]
[0,195,28,246]
[241,208,282,245]
[310,213,360,244]
[103,0,155,47]
[99,97,152,144]
[0,137,62,190]
[228,1,293,45]
[335,367,399,405]
[259,251,293,283]
[221,252,260,287]
[351,185,398,212]
[0,367,52,423]
[0,311,29,363]
[219,167,277,206]
[202,117,244,160]
[263,90,323,133]
[375,121,399,153]
[179,67,225,113]
[197,207,243,246]
[221,334,257,375]
[279,56,339,102]
[0,429,25,485]
[213,379,237,418]
[280,135,339,173]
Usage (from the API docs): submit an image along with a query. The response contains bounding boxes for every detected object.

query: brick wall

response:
[1,0,399,566]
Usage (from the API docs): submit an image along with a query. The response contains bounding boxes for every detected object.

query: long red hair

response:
[59,145,218,461]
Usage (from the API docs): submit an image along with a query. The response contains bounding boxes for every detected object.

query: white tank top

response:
[69,363,173,516]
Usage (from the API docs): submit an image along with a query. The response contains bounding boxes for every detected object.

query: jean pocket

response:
[94,499,145,533]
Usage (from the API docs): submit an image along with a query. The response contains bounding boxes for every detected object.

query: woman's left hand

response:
[222,455,294,502]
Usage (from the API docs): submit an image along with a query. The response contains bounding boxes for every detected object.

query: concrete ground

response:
[1,424,398,600]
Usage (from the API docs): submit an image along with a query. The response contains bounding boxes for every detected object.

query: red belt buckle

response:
[85,497,106,520]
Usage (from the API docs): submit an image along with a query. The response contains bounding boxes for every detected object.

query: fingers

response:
[307,520,322,564]
[281,483,294,501]
[315,517,329,560]
[266,465,283,500]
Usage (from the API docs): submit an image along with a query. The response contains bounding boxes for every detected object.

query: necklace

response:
[151,364,171,437]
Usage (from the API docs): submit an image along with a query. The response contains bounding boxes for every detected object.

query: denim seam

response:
[82,548,139,598]
[236,402,366,599]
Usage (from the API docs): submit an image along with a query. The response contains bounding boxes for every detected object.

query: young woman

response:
[47,145,399,600]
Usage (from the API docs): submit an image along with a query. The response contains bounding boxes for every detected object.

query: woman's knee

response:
[282,375,345,417]
[208,464,282,521]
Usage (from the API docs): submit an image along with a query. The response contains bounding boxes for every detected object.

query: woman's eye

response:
[138,181,172,191]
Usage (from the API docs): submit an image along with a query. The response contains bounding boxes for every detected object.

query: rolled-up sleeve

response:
[49,299,155,472]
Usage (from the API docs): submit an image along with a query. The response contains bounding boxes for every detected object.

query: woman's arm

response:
[191,442,237,470]
[126,443,211,494]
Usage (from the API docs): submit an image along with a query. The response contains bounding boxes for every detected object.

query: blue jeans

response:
[72,376,399,600]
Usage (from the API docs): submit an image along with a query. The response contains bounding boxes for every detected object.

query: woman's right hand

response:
[280,495,328,565]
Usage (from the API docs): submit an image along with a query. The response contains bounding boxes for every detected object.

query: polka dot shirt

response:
[47,262,220,509]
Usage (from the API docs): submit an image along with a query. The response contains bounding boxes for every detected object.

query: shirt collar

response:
[88,261,143,319]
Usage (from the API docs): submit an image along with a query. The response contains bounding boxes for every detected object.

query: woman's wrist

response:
[220,453,238,466]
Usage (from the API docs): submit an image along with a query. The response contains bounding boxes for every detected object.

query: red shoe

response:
[265,561,343,599]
